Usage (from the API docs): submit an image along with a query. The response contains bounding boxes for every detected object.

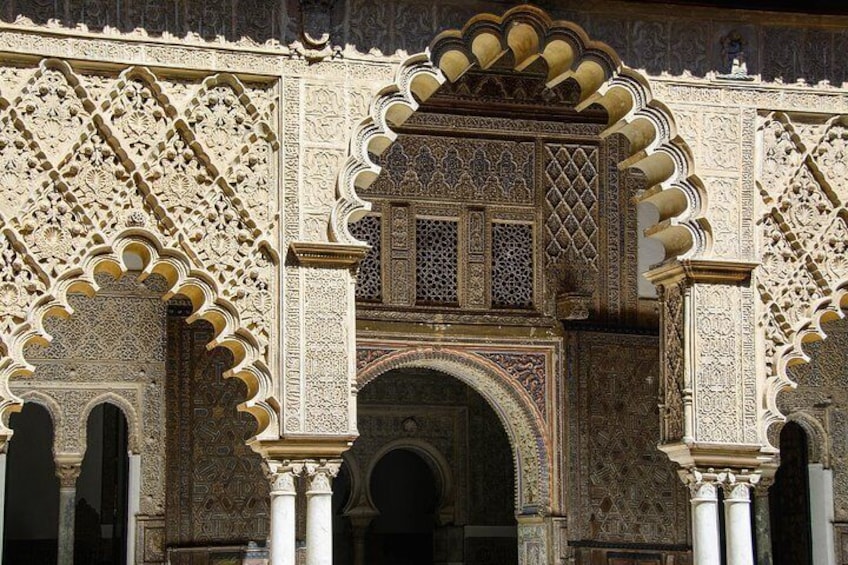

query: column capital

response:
[54,453,83,488]
[680,468,720,500]
[718,469,761,502]
[265,460,305,495]
[304,459,341,495]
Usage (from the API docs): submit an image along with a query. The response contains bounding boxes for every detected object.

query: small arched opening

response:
[2,402,58,564]
[75,402,130,565]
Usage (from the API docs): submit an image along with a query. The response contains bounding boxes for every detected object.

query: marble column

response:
[753,482,773,565]
[305,461,340,565]
[0,451,6,565]
[55,455,83,565]
[721,472,758,565]
[126,453,141,565]
[687,472,721,565]
[268,462,301,565]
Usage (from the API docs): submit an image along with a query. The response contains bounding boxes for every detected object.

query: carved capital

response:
[718,469,761,502]
[266,460,304,496]
[304,459,341,495]
[54,454,83,488]
[680,468,720,501]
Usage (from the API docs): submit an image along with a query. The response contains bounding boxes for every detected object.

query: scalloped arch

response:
[0,228,278,445]
[357,346,552,515]
[764,281,848,443]
[331,4,711,261]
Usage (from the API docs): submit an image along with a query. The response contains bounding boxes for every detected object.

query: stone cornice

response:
[252,435,358,460]
[659,440,778,471]
[645,259,760,286]
[289,241,369,268]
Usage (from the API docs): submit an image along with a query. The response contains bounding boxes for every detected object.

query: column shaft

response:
[753,488,772,565]
[724,482,755,565]
[54,458,82,565]
[690,480,721,565]
[0,452,6,565]
[305,463,339,565]
[270,471,298,565]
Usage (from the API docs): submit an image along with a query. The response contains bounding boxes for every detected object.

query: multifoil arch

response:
[0,229,278,443]
[332,4,711,262]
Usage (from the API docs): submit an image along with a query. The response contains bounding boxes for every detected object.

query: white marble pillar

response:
[55,455,83,565]
[0,451,6,565]
[305,461,340,565]
[722,473,757,565]
[808,463,836,565]
[269,463,301,565]
[126,453,141,565]
[688,473,721,565]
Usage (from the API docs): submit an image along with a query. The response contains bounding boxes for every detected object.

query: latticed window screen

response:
[349,215,382,301]
[492,222,533,308]
[416,218,458,304]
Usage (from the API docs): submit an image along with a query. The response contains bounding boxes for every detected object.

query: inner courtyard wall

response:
[1,1,848,564]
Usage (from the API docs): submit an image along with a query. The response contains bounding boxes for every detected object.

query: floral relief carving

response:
[0,57,280,448]
[58,126,141,232]
[15,180,92,278]
[144,129,215,228]
[0,230,46,338]
[0,113,47,220]
[184,79,258,168]
[103,72,175,166]
[758,113,848,382]
[14,62,92,166]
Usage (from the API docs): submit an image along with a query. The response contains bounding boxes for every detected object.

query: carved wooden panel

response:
[350,214,382,302]
[356,69,639,326]
[165,308,269,546]
[570,333,688,546]
[415,218,458,304]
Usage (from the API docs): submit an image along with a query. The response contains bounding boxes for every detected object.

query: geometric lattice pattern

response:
[350,215,382,301]
[758,113,848,373]
[491,223,533,308]
[416,218,458,304]
[543,144,599,280]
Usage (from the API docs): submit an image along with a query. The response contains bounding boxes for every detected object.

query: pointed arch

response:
[332,4,711,263]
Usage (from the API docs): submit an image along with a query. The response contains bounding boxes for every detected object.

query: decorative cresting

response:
[357,346,551,516]
[757,112,848,442]
[0,58,280,443]
[332,4,710,262]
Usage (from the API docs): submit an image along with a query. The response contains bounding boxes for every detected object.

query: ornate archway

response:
[0,58,280,444]
[357,346,551,518]
[332,4,711,266]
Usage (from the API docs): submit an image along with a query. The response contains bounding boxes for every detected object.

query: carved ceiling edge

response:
[332,4,713,265]
[0,231,279,446]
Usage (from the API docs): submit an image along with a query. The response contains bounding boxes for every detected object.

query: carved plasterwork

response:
[569,332,688,546]
[0,56,279,442]
[11,273,164,517]
[336,5,710,267]
[756,112,848,441]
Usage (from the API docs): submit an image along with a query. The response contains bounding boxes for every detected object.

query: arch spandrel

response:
[357,346,552,517]
[332,4,712,264]
[756,111,848,445]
